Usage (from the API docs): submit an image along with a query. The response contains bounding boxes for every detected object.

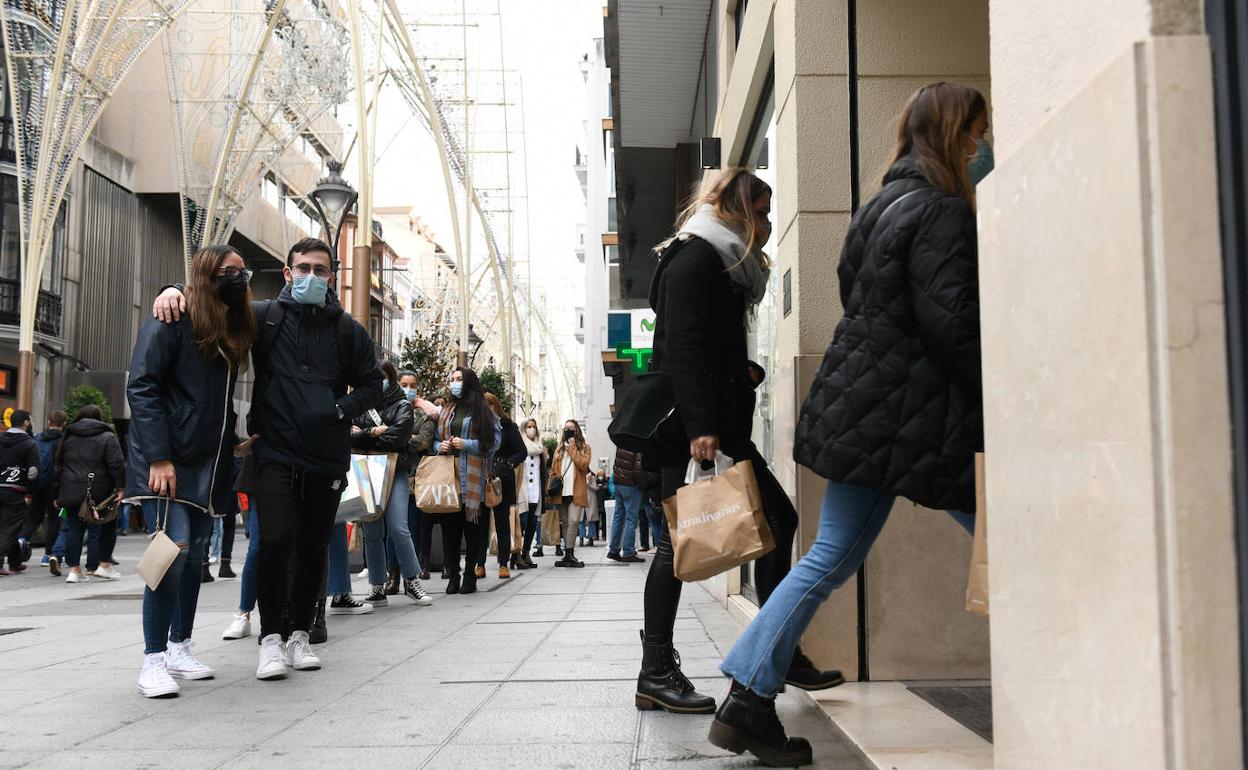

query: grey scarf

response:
[677,204,770,305]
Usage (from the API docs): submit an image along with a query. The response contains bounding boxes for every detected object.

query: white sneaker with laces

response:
[222,612,252,640]
[286,630,321,671]
[65,571,90,583]
[256,634,289,680]
[92,565,120,580]
[165,639,215,680]
[137,652,180,698]
[208,555,219,565]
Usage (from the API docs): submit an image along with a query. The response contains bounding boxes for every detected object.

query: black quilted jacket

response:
[794,158,983,512]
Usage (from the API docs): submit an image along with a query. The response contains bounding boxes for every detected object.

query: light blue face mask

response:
[402,387,417,401]
[291,273,329,306]
[968,138,994,185]
[449,381,464,399]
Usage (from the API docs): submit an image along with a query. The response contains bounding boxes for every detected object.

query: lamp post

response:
[307,160,358,265]
[467,323,485,366]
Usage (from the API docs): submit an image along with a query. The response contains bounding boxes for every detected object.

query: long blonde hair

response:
[888,82,986,207]
[666,167,772,269]
[186,245,256,370]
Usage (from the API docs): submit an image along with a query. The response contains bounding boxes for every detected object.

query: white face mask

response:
[526,428,538,438]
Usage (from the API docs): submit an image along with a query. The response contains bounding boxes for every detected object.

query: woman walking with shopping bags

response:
[435,367,500,595]
[710,83,987,767]
[56,405,125,583]
[352,360,433,607]
[519,419,547,563]
[474,393,526,579]
[547,420,590,568]
[126,244,257,698]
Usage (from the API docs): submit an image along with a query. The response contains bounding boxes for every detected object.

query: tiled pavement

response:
[0,534,871,769]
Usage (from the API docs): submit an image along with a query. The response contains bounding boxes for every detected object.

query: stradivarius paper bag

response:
[663,453,774,582]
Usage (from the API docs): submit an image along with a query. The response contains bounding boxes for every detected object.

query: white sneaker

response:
[165,639,215,680]
[92,565,120,580]
[285,630,321,671]
[256,634,289,680]
[208,555,219,565]
[65,571,90,584]
[356,568,369,581]
[222,612,252,640]
[137,652,180,698]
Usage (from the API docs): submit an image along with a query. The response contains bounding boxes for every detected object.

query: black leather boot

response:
[384,568,400,596]
[460,569,477,594]
[555,548,584,568]
[635,630,716,714]
[784,646,845,691]
[708,682,813,767]
[446,573,461,594]
[309,600,328,645]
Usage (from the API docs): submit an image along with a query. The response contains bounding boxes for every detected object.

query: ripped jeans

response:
[140,499,214,655]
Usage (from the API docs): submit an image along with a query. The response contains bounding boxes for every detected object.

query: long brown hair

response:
[668,167,772,269]
[187,245,256,370]
[484,392,511,422]
[561,418,586,449]
[889,82,987,207]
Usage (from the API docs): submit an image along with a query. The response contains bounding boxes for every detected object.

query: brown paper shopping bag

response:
[965,453,989,616]
[509,504,522,553]
[663,453,774,582]
[541,507,561,546]
[412,455,461,514]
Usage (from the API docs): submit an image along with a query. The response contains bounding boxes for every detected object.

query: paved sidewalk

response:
[0,534,870,769]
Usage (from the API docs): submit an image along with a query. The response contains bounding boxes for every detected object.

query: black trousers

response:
[0,490,28,567]
[439,506,484,577]
[21,488,54,547]
[252,459,343,639]
[521,502,539,554]
[419,512,441,570]
[642,443,798,642]
[476,502,512,568]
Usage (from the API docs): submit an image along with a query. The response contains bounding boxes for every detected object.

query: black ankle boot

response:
[555,548,584,568]
[309,600,328,645]
[460,569,477,594]
[200,561,214,583]
[635,630,716,714]
[384,568,400,596]
[784,646,845,691]
[708,682,813,767]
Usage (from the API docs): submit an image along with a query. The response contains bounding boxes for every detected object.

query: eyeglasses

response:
[218,266,253,282]
[290,263,334,278]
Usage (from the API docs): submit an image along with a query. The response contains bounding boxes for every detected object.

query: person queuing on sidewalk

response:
[352,359,432,608]
[547,420,590,569]
[128,244,257,698]
[397,371,436,582]
[475,392,526,579]
[519,418,546,564]
[583,465,608,547]
[435,367,499,595]
[607,448,646,564]
[21,410,65,569]
[408,390,444,581]
[56,405,126,583]
[0,410,39,576]
[152,236,384,683]
[711,83,987,767]
[634,167,842,719]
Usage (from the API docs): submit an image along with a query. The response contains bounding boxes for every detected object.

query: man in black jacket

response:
[0,410,39,575]
[20,410,64,565]
[153,238,383,677]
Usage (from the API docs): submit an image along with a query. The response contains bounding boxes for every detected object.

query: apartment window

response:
[41,203,64,294]
[262,176,281,208]
[607,197,617,232]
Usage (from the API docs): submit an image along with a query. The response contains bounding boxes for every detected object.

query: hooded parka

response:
[55,418,125,509]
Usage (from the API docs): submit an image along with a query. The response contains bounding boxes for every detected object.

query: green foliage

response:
[398,329,456,400]
[478,366,512,415]
[64,385,114,428]
[542,437,557,457]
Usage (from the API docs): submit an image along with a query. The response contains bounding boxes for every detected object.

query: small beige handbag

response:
[136,498,181,591]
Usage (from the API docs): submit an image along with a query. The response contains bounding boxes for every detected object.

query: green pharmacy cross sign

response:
[617,347,653,373]
[609,310,658,373]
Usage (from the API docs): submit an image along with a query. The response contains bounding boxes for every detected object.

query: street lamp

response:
[307,160,358,268]
[468,323,485,365]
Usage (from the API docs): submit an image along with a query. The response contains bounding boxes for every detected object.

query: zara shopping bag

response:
[662,452,774,582]
[136,498,182,591]
[412,455,461,514]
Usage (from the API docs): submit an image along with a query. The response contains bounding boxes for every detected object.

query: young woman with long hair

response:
[434,366,500,594]
[126,244,257,698]
[518,418,546,564]
[635,166,840,719]
[475,393,526,578]
[547,419,591,568]
[710,82,988,767]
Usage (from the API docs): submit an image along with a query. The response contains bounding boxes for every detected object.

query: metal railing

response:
[0,278,62,337]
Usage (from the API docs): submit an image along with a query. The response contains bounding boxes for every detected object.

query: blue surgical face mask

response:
[967,138,994,186]
[291,273,329,306]
[402,387,418,401]
[449,381,464,399]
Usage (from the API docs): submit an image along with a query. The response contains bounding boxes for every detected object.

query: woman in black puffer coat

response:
[712,83,988,766]
[475,393,526,578]
[56,405,125,582]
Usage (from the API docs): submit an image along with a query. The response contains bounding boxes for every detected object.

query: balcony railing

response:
[0,278,62,337]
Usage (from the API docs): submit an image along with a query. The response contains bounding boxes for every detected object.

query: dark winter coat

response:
[409,410,437,456]
[250,285,384,476]
[649,236,757,462]
[0,430,40,495]
[55,418,125,509]
[351,381,417,471]
[612,448,646,488]
[793,157,983,513]
[126,315,239,514]
[490,418,527,508]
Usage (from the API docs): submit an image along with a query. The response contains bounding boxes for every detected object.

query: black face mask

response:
[563,429,574,441]
[216,274,249,307]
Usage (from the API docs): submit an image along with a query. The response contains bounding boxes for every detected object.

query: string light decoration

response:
[0,0,194,407]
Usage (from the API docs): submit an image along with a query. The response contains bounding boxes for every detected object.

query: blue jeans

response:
[140,500,214,654]
[609,484,642,557]
[209,518,223,559]
[364,475,420,584]
[720,480,973,696]
[386,489,422,571]
[62,514,101,570]
[238,505,261,612]
[327,522,351,596]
